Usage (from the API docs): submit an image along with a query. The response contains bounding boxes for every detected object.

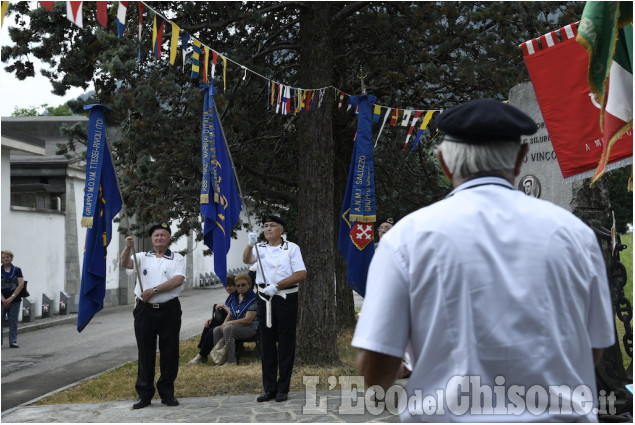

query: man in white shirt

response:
[352,99,615,422]
[121,223,185,410]
[243,215,306,403]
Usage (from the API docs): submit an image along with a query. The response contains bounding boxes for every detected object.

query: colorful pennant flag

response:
[96,1,108,27]
[77,104,123,332]
[412,110,436,150]
[137,2,144,61]
[372,105,381,123]
[401,109,413,127]
[116,1,128,38]
[402,111,423,151]
[1,1,8,27]
[39,1,54,11]
[203,46,210,83]
[577,1,633,186]
[66,1,83,27]
[180,31,190,71]
[191,39,202,79]
[152,14,165,60]
[169,22,180,65]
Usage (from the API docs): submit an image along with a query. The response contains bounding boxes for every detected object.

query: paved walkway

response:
[1,391,400,422]
[2,292,399,422]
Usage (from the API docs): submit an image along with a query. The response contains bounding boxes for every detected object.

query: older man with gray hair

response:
[353,99,615,422]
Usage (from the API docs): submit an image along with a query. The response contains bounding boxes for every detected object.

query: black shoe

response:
[256,392,276,402]
[275,392,288,402]
[9,343,19,348]
[132,398,151,409]
[161,397,179,406]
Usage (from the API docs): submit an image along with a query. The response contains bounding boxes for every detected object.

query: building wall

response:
[3,116,254,320]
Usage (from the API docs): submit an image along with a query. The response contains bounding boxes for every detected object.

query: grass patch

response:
[616,233,633,370]
[36,328,359,405]
[34,242,635,405]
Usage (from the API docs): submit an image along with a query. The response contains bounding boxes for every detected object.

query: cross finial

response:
[357,65,367,94]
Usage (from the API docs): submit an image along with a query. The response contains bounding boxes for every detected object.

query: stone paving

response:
[1,391,400,423]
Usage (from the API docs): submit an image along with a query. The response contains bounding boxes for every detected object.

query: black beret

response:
[436,99,537,143]
[377,217,395,226]
[262,215,286,228]
[148,223,171,237]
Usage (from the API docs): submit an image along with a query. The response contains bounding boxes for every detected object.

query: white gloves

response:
[248,232,258,247]
[262,284,278,297]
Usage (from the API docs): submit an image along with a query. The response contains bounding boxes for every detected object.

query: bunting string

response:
[35,0,444,149]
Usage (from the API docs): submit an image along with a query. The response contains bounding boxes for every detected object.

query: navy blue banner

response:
[78,104,122,332]
[81,104,111,228]
[338,94,377,297]
[200,82,242,286]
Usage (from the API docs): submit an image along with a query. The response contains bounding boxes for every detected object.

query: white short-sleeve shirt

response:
[251,240,306,286]
[130,249,185,303]
[352,176,615,422]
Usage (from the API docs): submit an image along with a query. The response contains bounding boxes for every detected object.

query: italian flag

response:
[577,1,633,187]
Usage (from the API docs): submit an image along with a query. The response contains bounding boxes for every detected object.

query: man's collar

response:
[146,249,174,259]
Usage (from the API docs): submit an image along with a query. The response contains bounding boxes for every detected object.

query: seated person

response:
[188,275,236,364]
[212,273,258,365]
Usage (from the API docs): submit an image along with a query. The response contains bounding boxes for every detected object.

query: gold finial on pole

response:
[357,65,367,94]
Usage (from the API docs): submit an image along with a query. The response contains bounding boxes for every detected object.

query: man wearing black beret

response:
[353,99,615,421]
[243,215,306,403]
[121,223,185,409]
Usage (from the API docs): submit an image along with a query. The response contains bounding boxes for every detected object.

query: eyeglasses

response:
[236,283,249,288]
[378,226,392,232]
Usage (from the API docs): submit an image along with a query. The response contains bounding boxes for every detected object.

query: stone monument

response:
[509,82,610,225]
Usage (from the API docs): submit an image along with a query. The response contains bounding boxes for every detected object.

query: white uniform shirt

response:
[130,250,185,303]
[251,240,306,286]
[352,176,615,422]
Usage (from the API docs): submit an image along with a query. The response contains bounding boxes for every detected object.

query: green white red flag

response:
[577,1,633,188]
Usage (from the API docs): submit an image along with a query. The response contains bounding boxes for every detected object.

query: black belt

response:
[135,297,178,309]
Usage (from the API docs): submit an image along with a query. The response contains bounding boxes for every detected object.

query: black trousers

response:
[133,298,181,400]
[257,293,297,394]
[197,324,219,357]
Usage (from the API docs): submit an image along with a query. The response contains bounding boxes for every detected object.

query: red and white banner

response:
[522,23,632,180]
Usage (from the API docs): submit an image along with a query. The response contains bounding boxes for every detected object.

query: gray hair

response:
[436,140,523,181]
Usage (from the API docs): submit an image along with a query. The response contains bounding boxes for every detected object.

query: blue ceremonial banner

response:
[78,105,122,332]
[338,94,377,297]
[200,82,242,287]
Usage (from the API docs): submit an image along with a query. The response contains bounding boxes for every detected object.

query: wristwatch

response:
[153,287,159,294]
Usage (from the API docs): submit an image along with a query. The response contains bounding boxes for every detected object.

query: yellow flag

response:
[1,2,8,28]
[169,22,180,65]
[222,55,227,91]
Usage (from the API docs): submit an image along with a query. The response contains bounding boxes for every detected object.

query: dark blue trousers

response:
[133,298,181,400]
[257,293,297,394]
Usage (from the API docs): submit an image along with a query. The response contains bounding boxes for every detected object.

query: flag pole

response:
[104,126,145,293]
[211,96,267,285]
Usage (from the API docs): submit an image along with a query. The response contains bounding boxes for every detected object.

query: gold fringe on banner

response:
[349,214,376,223]
[81,217,94,228]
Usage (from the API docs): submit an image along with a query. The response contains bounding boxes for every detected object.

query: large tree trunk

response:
[296,3,339,365]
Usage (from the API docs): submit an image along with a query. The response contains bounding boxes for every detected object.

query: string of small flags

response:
[35,1,443,149]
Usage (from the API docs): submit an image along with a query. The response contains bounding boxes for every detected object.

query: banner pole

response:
[104,129,145,293]
[212,96,267,285]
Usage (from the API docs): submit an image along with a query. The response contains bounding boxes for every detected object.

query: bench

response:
[235,333,260,364]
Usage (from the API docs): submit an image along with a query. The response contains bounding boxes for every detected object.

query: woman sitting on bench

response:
[212,273,259,366]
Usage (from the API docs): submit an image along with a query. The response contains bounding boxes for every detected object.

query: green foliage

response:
[607,167,634,234]
[1,1,585,236]
[11,103,72,116]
